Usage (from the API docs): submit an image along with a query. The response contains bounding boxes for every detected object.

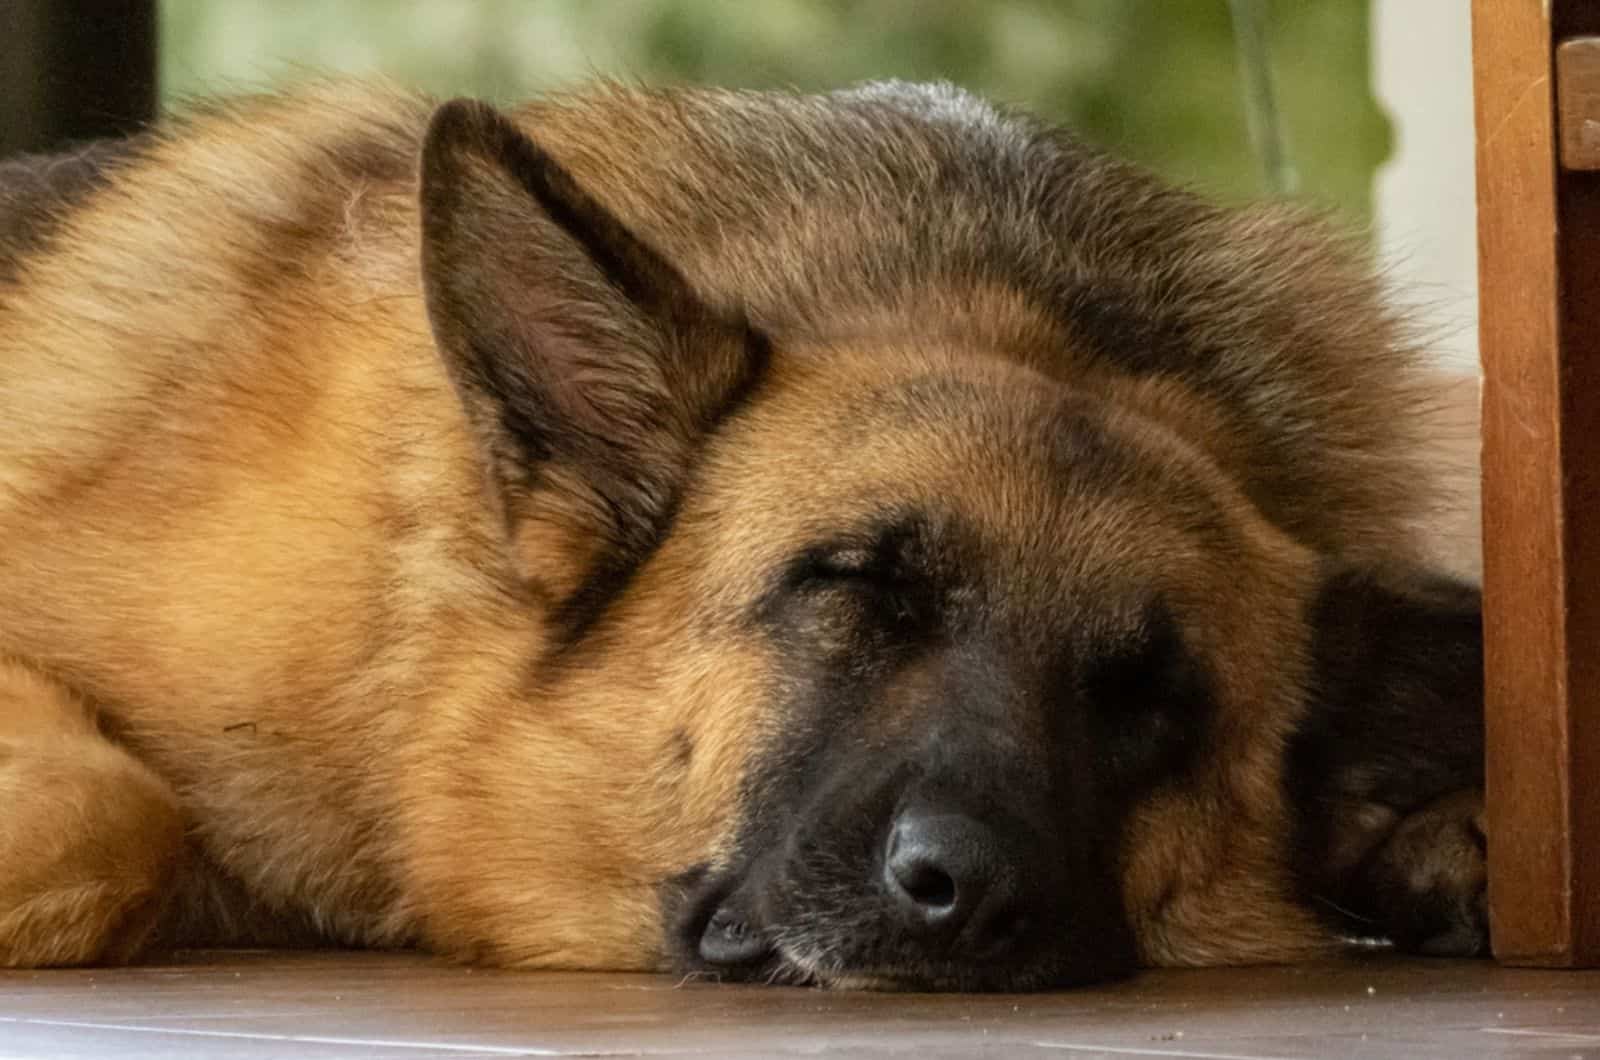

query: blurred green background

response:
[159,0,1387,217]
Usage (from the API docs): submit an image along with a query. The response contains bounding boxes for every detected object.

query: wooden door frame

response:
[1474,0,1600,967]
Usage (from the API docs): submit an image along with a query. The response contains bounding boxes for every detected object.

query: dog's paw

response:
[1356,789,1487,957]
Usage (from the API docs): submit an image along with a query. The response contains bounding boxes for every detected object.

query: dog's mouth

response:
[690,901,911,990]
[680,875,1058,992]
[691,904,1057,991]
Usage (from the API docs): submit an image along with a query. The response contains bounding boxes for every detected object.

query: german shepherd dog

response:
[0,81,1485,990]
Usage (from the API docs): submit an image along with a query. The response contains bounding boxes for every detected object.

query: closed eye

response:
[806,547,879,581]
[779,515,939,608]
[792,545,903,590]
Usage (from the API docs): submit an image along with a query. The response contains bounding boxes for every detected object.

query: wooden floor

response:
[2,951,1598,1058]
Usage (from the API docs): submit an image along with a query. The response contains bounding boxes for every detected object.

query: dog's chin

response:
[770,946,912,991]
[768,940,1086,993]
[770,945,978,993]
[701,939,956,992]
[698,922,1088,992]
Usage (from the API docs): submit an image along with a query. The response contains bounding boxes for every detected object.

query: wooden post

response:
[1474,0,1600,967]
[0,0,157,157]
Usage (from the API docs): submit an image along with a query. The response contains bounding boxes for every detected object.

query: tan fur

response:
[0,661,184,966]
[0,81,1464,979]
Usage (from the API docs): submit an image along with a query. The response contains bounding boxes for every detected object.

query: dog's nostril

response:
[891,857,958,910]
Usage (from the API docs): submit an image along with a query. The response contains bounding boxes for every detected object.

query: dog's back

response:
[0,81,1439,567]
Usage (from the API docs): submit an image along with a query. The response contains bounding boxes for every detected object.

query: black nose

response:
[883,806,1025,953]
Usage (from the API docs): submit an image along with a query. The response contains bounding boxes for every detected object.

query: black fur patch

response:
[1286,568,1484,942]
[0,136,144,281]
[1082,596,1218,799]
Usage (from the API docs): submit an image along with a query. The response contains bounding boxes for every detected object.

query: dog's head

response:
[414,98,1480,990]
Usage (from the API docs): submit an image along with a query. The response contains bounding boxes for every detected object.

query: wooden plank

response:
[1474,0,1600,967]
[1557,37,1600,169]
[1472,0,1567,968]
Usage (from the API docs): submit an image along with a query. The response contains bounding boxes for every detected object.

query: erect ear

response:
[418,99,766,606]
[1286,565,1487,953]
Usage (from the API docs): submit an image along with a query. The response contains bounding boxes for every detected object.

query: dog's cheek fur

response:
[397,616,775,969]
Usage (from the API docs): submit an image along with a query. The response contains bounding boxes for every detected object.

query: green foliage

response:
[160,0,1387,216]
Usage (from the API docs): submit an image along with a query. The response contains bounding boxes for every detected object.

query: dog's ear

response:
[418,98,765,594]
[1287,566,1486,953]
